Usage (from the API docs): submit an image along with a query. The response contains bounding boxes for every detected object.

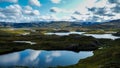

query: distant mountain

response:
[0,19,120,29]
[0,22,49,28]
[85,19,120,29]
[0,21,100,28]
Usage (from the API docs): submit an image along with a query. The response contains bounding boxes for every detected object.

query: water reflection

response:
[13,41,36,45]
[84,34,120,40]
[45,32,120,39]
[45,32,85,36]
[0,49,93,67]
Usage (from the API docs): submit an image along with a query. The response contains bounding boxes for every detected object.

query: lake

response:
[0,49,93,68]
[13,41,36,45]
[84,34,120,40]
[45,32,85,36]
[45,32,120,40]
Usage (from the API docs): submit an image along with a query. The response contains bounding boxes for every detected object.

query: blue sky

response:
[0,0,120,22]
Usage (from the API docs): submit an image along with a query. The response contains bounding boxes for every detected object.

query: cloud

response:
[0,4,41,22]
[51,0,61,4]
[24,10,40,16]
[75,0,120,22]
[89,7,107,16]
[0,4,22,21]
[87,0,120,15]
[0,0,120,22]
[86,16,104,22]
[24,6,33,10]
[74,11,81,15]
[39,14,72,22]
[108,0,120,4]
[0,4,22,13]
[33,10,40,15]
[50,7,73,14]
[0,12,6,19]
[71,14,91,21]
[0,0,18,3]
[23,6,40,16]
[111,5,120,13]
[29,0,41,7]
[50,14,59,21]
[50,7,62,13]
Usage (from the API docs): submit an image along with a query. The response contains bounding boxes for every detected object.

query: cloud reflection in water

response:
[0,49,93,67]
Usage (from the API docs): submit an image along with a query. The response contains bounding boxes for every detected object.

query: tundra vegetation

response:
[0,28,120,68]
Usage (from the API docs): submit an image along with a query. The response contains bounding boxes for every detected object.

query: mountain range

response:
[0,19,120,29]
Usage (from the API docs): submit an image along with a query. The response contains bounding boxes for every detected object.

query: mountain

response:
[85,19,120,29]
[0,19,120,29]
[0,21,100,28]
[0,22,49,28]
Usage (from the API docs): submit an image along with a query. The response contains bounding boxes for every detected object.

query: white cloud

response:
[0,12,6,18]
[0,0,18,3]
[0,0,120,22]
[71,0,120,22]
[39,14,72,22]
[33,10,40,15]
[0,4,41,22]
[71,14,90,21]
[39,15,51,21]
[112,13,120,20]
[24,9,40,16]
[50,14,59,20]
[24,6,33,11]
[0,4,22,21]
[60,16,71,21]
[51,0,61,4]
[29,0,41,7]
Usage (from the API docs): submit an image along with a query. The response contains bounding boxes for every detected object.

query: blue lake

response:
[0,49,93,68]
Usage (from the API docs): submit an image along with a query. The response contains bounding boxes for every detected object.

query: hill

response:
[0,19,120,29]
[85,19,120,29]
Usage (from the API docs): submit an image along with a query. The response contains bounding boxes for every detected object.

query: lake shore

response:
[0,34,101,55]
[59,38,120,68]
[0,29,120,68]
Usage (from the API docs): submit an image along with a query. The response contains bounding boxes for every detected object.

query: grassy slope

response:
[0,29,29,35]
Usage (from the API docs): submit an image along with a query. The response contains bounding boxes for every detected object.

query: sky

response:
[0,0,120,22]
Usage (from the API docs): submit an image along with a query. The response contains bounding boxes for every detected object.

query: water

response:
[13,41,36,45]
[0,49,93,68]
[45,32,85,36]
[84,34,120,40]
[45,32,120,40]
